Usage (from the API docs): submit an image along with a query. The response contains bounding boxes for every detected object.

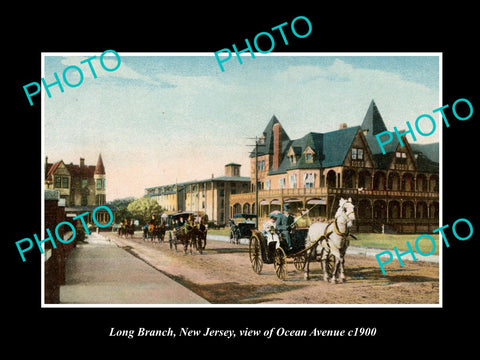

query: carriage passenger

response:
[262,215,279,246]
[176,217,185,230]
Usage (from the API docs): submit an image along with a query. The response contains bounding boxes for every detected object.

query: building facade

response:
[230,101,440,233]
[45,154,110,225]
[145,163,250,225]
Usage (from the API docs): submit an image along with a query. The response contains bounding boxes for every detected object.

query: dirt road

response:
[108,233,439,305]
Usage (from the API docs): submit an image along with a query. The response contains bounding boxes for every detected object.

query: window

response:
[62,177,69,188]
[258,160,265,171]
[54,176,61,188]
[352,148,364,160]
[82,179,88,188]
[96,179,102,189]
[305,153,312,163]
[290,174,297,188]
[358,149,364,160]
[304,172,314,188]
[265,179,271,190]
[279,178,285,189]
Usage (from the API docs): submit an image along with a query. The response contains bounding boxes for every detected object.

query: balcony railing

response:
[230,186,439,201]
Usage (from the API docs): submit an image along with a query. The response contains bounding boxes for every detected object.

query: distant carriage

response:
[143,223,166,242]
[229,213,256,244]
[118,219,135,239]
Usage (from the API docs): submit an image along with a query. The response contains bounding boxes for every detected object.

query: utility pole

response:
[255,136,259,228]
[247,137,260,228]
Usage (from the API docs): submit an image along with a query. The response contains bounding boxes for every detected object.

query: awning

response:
[307,199,326,205]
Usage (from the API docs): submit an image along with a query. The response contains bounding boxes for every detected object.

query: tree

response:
[107,197,136,223]
[127,197,163,224]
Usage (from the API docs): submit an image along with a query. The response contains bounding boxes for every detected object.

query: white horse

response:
[304,198,356,283]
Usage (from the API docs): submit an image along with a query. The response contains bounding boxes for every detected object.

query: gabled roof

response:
[253,100,439,175]
[269,126,361,174]
[45,157,99,180]
[45,160,65,182]
[322,126,361,167]
[410,143,439,163]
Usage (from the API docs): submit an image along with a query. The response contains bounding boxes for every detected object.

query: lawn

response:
[208,229,440,255]
[351,232,439,255]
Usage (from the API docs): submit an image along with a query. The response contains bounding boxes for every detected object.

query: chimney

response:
[339,123,348,129]
[273,123,281,170]
[80,157,85,167]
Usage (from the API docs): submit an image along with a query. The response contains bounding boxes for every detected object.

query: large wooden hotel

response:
[231,100,439,233]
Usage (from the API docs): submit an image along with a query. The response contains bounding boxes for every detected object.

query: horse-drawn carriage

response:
[229,213,256,244]
[249,219,325,281]
[169,211,208,255]
[249,198,356,282]
[118,218,135,238]
[143,221,166,242]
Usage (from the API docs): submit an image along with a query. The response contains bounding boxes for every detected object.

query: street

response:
[108,232,440,305]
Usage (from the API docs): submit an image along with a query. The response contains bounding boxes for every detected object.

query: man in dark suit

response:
[276,203,294,250]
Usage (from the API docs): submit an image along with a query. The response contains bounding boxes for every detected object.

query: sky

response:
[43,53,441,201]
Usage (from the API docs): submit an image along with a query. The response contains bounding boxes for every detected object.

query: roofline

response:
[145,176,251,191]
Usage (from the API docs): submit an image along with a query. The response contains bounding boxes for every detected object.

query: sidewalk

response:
[59,232,209,305]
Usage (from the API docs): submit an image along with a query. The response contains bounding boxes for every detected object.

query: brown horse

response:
[175,221,207,255]
[119,223,134,239]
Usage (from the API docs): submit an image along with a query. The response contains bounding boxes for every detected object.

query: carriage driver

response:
[276,203,294,250]
[149,214,157,226]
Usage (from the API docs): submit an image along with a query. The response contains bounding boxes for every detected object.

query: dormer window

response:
[303,146,315,163]
[287,146,300,165]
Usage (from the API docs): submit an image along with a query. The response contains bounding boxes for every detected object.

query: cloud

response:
[60,55,176,87]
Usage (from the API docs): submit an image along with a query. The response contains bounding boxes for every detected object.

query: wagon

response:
[248,224,335,280]
[229,213,256,244]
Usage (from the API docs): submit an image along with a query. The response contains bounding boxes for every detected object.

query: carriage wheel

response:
[249,235,263,274]
[274,247,288,281]
[294,254,306,271]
